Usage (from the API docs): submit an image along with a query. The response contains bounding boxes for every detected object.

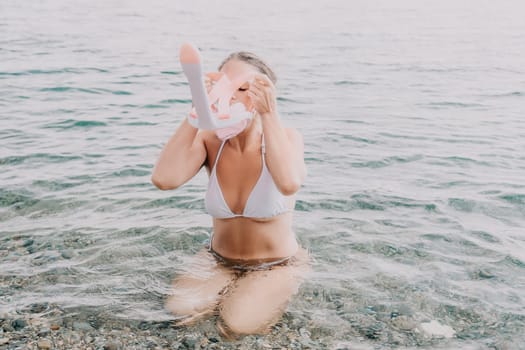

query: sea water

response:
[1,0,525,348]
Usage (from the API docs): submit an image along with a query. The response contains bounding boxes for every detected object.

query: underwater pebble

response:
[37,328,51,337]
[299,327,311,338]
[182,335,198,348]
[22,239,34,247]
[37,339,52,349]
[72,321,94,331]
[30,303,49,313]
[391,315,416,331]
[61,249,74,259]
[0,310,330,349]
[11,318,27,330]
[103,341,120,350]
[365,323,383,339]
[477,269,495,279]
[145,337,158,349]
[2,322,14,332]
[0,337,10,345]
[419,320,455,338]
[198,337,209,348]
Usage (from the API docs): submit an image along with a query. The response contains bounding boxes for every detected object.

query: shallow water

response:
[1,0,525,348]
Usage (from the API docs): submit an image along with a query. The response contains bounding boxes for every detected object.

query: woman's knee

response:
[166,291,209,316]
[219,296,288,335]
[219,309,275,335]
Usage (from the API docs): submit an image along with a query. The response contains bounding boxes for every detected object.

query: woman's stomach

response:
[210,212,298,260]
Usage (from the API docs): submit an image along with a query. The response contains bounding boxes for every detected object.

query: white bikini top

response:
[205,137,291,219]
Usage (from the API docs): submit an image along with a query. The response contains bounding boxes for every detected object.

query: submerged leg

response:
[218,248,310,336]
[166,249,236,325]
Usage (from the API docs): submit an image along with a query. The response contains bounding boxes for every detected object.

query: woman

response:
[151,51,308,337]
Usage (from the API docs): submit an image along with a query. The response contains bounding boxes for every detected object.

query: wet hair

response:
[218,52,277,85]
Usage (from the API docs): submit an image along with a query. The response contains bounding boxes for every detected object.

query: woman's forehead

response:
[220,59,258,76]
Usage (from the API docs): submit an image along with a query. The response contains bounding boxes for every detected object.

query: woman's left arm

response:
[249,74,307,195]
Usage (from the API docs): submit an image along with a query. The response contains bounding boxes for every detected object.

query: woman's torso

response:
[203,132,299,260]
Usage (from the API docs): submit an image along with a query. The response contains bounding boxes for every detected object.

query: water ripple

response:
[2,0,525,347]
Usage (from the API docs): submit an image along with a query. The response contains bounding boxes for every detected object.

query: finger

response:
[252,78,272,91]
[252,80,267,90]
[248,91,259,104]
[253,73,274,88]
[253,80,274,96]
[249,83,264,94]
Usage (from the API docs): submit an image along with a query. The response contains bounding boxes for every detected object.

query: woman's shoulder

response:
[197,131,221,170]
[200,130,223,157]
[199,130,221,148]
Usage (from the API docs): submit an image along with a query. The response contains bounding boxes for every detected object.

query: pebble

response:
[477,269,495,279]
[2,322,14,332]
[182,336,198,349]
[0,310,326,349]
[103,341,120,350]
[299,327,311,338]
[37,339,52,349]
[61,250,74,259]
[22,239,35,247]
[37,328,51,337]
[391,315,416,331]
[198,337,209,348]
[397,304,413,316]
[11,318,27,330]
[30,303,49,313]
[72,321,94,331]
[419,320,455,338]
[146,337,158,349]
[364,322,384,339]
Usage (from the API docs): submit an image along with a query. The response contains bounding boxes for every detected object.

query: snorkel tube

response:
[179,43,256,139]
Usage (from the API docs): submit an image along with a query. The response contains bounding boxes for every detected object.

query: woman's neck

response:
[226,116,262,152]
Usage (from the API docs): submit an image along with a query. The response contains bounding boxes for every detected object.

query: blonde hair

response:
[218,52,277,85]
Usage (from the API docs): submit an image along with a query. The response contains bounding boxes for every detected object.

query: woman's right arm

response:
[151,119,207,190]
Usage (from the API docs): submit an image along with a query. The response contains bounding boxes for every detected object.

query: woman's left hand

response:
[248,74,277,116]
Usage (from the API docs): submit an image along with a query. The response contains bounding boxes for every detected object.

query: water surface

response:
[1,0,525,348]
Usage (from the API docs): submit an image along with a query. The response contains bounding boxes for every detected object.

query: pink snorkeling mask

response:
[213,118,250,141]
[180,43,256,140]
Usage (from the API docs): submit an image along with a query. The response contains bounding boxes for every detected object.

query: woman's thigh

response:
[166,248,236,319]
[218,248,310,335]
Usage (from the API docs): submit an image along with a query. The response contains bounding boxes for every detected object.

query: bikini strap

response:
[213,140,227,172]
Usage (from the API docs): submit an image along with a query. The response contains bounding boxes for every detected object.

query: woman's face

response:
[220,59,258,110]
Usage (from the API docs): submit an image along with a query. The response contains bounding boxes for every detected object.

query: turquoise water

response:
[1,0,525,348]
